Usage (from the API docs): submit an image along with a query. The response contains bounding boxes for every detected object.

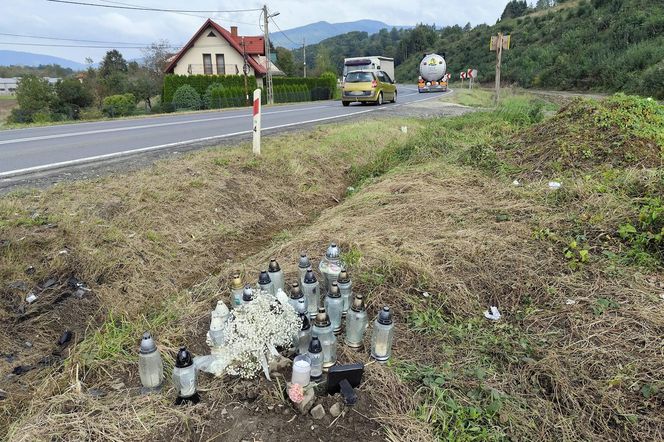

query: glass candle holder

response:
[337,269,352,316]
[209,314,225,347]
[371,306,395,363]
[258,270,274,295]
[268,259,285,293]
[345,294,368,349]
[319,243,342,294]
[302,268,320,318]
[291,354,311,386]
[324,282,343,334]
[298,253,310,286]
[307,337,323,380]
[172,347,197,400]
[293,312,311,354]
[288,282,307,313]
[312,307,337,369]
[229,273,244,308]
[138,332,163,391]
[242,284,253,304]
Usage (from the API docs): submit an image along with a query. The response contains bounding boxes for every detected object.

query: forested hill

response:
[294,0,664,98]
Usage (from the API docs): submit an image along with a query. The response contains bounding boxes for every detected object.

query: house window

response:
[216,54,225,75]
[203,54,212,75]
[207,31,215,37]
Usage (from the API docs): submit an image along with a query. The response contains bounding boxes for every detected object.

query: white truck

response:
[417,53,448,93]
[343,56,395,81]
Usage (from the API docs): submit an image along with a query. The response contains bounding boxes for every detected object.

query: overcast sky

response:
[0,0,507,64]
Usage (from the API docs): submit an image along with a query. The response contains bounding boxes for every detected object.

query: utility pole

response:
[242,37,249,106]
[303,37,307,78]
[262,4,276,105]
[490,33,510,104]
[495,33,503,103]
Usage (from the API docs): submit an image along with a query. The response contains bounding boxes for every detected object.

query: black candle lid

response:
[298,253,310,269]
[377,306,393,325]
[258,270,271,285]
[308,336,322,353]
[304,269,317,284]
[268,259,281,273]
[290,282,303,299]
[175,346,193,368]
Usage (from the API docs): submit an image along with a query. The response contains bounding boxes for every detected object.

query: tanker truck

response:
[417,53,447,93]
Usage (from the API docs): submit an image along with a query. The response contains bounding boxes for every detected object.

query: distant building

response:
[164,18,283,85]
[0,77,59,95]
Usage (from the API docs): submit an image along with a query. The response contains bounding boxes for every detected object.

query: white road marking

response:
[0,90,452,179]
[0,105,325,145]
[0,107,379,178]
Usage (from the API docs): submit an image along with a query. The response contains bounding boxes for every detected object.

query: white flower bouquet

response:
[197,289,301,379]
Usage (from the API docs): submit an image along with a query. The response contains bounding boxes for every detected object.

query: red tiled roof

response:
[164,18,267,75]
[234,36,264,55]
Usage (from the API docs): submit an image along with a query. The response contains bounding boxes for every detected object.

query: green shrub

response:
[79,107,103,120]
[102,93,136,117]
[172,85,201,111]
[618,197,664,265]
[204,82,225,109]
[641,61,664,99]
[163,74,253,104]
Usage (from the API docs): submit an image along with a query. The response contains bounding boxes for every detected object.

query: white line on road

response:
[0,90,451,179]
[0,105,326,145]
[0,107,380,178]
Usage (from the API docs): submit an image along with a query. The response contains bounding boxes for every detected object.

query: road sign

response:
[471,69,478,79]
[490,34,511,51]
[491,33,511,103]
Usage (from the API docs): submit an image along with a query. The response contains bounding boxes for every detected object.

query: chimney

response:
[231,26,238,38]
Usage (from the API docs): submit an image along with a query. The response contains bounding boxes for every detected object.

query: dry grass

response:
[3,98,664,441]
[0,117,420,439]
[0,96,17,126]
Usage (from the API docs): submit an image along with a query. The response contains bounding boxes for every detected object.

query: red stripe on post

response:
[253,98,259,116]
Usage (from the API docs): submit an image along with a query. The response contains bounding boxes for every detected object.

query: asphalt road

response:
[0,85,450,178]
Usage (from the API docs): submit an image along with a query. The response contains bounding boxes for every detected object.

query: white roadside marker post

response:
[252,89,261,156]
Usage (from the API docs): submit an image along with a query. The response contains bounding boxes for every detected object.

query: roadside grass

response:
[444,86,496,107]
[3,93,664,441]
[0,96,17,127]
[0,116,420,437]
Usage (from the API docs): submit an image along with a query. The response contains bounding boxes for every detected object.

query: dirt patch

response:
[0,98,17,126]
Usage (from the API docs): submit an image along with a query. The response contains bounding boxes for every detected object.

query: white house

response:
[164,19,283,85]
[0,77,59,95]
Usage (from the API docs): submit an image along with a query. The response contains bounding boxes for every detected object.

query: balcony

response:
[184,63,247,76]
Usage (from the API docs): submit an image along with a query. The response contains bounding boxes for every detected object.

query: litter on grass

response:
[483,306,501,321]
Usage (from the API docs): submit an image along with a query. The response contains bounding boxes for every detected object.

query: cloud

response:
[0,0,506,63]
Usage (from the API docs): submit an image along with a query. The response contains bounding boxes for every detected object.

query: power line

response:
[269,17,298,47]
[53,0,261,29]
[0,41,181,49]
[46,0,261,13]
[0,31,157,46]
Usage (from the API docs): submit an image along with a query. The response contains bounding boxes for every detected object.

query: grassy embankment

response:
[1,92,663,441]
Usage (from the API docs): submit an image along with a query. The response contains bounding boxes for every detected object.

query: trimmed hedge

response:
[163,74,338,109]
[163,74,255,104]
[273,76,337,101]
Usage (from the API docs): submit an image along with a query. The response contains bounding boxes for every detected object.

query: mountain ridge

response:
[0,50,87,71]
[272,19,411,49]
